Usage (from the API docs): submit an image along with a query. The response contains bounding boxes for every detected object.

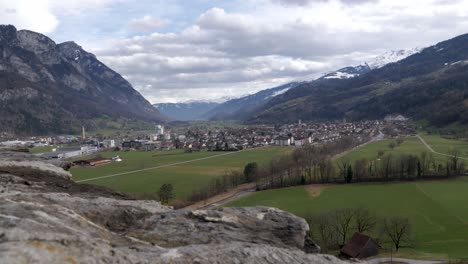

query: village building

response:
[340,233,379,259]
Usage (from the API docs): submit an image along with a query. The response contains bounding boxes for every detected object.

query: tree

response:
[307,213,338,252]
[339,159,351,183]
[244,162,258,182]
[377,149,385,158]
[354,208,377,233]
[158,183,174,205]
[382,217,411,251]
[346,165,353,183]
[389,141,397,150]
[331,208,356,245]
[396,138,404,146]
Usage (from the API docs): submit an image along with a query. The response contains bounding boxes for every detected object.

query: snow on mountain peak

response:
[367,47,422,69]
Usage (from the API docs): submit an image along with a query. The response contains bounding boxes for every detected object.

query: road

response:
[198,188,256,209]
[76,147,264,183]
[416,134,468,161]
[368,257,444,264]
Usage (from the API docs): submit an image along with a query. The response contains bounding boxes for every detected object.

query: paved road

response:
[416,134,468,161]
[76,147,263,183]
[368,257,445,264]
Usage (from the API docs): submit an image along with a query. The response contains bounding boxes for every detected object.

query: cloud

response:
[0,0,59,33]
[270,0,377,6]
[3,0,468,103]
[127,15,169,32]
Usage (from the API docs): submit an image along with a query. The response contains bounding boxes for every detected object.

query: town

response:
[0,116,414,162]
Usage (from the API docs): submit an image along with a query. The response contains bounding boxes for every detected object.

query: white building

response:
[102,139,115,148]
[156,125,164,136]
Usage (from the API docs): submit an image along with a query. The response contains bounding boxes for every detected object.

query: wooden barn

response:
[340,233,379,259]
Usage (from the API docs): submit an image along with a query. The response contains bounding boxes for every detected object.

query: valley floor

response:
[226,134,468,259]
[70,146,290,200]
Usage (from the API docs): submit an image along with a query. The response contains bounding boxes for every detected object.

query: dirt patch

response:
[306,185,327,198]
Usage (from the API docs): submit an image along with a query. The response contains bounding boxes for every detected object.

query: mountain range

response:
[157,47,425,122]
[0,25,163,135]
[2,24,468,133]
[154,101,219,121]
[246,35,468,127]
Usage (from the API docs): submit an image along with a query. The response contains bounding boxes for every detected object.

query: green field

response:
[71,147,289,199]
[419,134,468,158]
[227,134,468,259]
[336,135,468,167]
[226,178,468,259]
[29,146,54,154]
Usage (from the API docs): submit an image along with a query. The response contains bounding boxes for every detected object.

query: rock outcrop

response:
[0,152,352,264]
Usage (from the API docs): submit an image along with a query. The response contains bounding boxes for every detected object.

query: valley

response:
[226,134,468,259]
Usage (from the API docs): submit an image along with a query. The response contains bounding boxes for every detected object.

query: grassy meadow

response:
[226,177,468,259]
[71,146,290,199]
[227,134,468,259]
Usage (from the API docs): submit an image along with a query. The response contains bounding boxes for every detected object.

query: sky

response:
[1,0,468,103]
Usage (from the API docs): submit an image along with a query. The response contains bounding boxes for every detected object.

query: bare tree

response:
[389,141,397,150]
[382,217,411,251]
[354,208,377,233]
[307,213,338,252]
[331,208,356,245]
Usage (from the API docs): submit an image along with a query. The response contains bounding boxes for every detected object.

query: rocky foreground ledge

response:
[0,151,351,264]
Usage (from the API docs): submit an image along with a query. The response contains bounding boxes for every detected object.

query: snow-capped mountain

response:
[154,101,219,121]
[318,47,423,81]
[367,47,423,69]
[319,64,372,80]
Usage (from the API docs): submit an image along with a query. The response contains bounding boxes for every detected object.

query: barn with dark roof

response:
[340,233,379,259]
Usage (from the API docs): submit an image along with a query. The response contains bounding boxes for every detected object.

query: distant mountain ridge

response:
[154,101,219,121]
[204,82,305,120]
[245,34,468,127]
[0,25,163,135]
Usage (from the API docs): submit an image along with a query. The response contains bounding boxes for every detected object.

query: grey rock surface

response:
[0,153,353,264]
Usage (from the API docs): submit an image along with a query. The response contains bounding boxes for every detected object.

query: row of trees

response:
[180,136,465,207]
[254,137,366,190]
[342,149,465,183]
[306,208,411,253]
[252,137,465,190]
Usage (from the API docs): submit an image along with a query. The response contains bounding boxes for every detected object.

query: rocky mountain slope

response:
[154,101,219,121]
[246,34,468,127]
[0,25,164,135]
[0,151,357,264]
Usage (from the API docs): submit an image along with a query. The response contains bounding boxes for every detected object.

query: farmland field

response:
[336,135,468,166]
[227,134,468,259]
[71,146,289,199]
[226,178,468,259]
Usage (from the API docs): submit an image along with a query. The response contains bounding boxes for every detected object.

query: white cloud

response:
[127,15,169,32]
[3,0,468,103]
[0,0,59,33]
